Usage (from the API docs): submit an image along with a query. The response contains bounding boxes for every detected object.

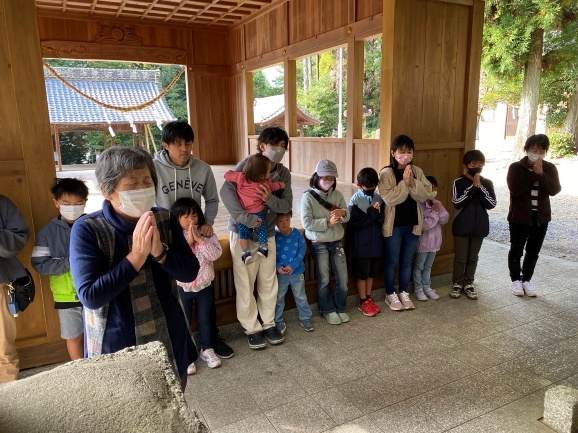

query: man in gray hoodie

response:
[154,120,219,237]
[153,120,234,359]
[0,195,28,382]
[220,127,292,350]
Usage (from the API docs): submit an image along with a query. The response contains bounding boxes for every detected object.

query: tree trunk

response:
[563,80,578,151]
[514,28,544,158]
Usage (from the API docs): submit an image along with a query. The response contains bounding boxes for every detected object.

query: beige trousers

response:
[0,284,19,382]
[229,232,278,334]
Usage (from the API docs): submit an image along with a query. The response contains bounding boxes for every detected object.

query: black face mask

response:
[467,167,482,176]
[362,188,376,196]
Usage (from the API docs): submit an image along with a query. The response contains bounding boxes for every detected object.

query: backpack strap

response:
[306,189,337,211]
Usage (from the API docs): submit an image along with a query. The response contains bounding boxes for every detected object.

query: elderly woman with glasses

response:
[70,146,199,386]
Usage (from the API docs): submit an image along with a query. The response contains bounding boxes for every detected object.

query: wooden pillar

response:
[53,126,62,171]
[346,37,364,183]
[284,59,297,171]
[244,71,255,156]
[379,0,396,168]
[185,61,200,158]
[464,0,485,152]
[0,0,64,367]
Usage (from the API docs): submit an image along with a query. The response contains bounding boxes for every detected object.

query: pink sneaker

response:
[386,293,404,311]
[399,291,415,310]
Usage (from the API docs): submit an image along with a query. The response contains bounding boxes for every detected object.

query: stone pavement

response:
[184,240,578,433]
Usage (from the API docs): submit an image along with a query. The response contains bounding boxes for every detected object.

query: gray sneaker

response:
[299,319,314,332]
[414,287,428,301]
[464,284,478,300]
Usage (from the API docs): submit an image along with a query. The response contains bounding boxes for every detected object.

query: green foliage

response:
[549,129,576,157]
[296,48,347,137]
[252,69,283,98]
[481,1,578,131]
[363,37,382,138]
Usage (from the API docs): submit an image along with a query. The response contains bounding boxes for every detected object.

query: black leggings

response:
[508,219,548,282]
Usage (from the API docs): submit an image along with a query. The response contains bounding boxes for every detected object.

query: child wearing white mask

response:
[301,160,351,325]
[32,178,88,361]
[507,134,561,297]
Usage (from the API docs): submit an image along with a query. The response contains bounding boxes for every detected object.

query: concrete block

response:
[544,385,578,433]
[0,342,207,433]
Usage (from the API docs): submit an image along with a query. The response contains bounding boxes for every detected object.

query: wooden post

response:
[379,0,396,168]
[53,126,62,171]
[346,37,364,183]
[185,61,201,158]
[463,0,485,152]
[284,59,297,171]
[244,71,255,156]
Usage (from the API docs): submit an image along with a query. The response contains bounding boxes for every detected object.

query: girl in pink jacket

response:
[224,153,285,264]
[413,176,449,301]
[171,197,223,374]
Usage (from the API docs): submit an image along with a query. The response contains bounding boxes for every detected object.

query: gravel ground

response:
[485,162,578,263]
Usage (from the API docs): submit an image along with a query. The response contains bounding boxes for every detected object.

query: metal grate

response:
[36,0,273,26]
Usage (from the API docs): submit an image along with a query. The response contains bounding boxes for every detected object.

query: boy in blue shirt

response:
[274,212,313,334]
[32,178,88,360]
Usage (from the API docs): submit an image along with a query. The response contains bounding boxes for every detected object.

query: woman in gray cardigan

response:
[301,160,350,326]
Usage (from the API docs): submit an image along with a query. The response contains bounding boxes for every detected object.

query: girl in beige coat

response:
[378,135,435,312]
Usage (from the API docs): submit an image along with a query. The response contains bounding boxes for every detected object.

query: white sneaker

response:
[338,312,350,323]
[424,287,440,300]
[414,287,428,301]
[399,291,415,310]
[200,348,222,369]
[386,293,404,311]
[187,362,197,375]
[511,280,524,297]
[522,281,537,297]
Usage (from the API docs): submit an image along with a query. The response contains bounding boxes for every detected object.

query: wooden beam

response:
[185,65,201,158]
[163,0,190,22]
[379,0,396,167]
[188,0,220,23]
[345,37,364,182]
[115,0,129,17]
[463,0,484,151]
[54,126,62,171]
[233,0,288,28]
[239,13,382,72]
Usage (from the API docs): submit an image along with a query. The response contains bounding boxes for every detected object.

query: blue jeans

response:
[275,273,313,325]
[413,251,436,289]
[383,226,419,295]
[311,240,349,315]
[178,285,217,350]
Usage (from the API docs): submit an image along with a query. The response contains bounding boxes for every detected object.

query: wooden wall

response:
[231,0,485,277]
[0,0,67,368]
[383,0,485,274]
[37,13,236,165]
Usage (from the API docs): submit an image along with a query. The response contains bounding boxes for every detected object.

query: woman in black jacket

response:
[507,134,561,297]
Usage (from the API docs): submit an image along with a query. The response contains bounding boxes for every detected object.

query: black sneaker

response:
[241,251,254,264]
[257,246,269,258]
[247,332,266,350]
[450,284,462,299]
[276,321,287,336]
[464,284,478,300]
[263,326,284,345]
[213,337,235,359]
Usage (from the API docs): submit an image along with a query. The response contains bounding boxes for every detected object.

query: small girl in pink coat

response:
[413,176,449,301]
[171,197,223,374]
[224,153,285,264]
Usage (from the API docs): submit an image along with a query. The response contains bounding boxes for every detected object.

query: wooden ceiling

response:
[35,0,275,26]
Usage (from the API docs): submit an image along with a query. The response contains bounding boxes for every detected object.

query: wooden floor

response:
[58,164,359,236]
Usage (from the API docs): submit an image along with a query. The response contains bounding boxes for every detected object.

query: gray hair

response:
[95,146,157,196]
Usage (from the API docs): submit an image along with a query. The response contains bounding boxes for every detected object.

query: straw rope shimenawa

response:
[43,63,185,113]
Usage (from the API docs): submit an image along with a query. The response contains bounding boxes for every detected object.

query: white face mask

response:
[319,180,334,192]
[527,152,542,162]
[118,187,156,218]
[263,145,286,164]
[60,204,85,222]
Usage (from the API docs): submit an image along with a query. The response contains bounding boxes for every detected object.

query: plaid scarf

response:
[83,211,175,366]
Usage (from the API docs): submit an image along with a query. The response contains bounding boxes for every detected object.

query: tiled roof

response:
[253,94,320,126]
[44,67,176,126]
